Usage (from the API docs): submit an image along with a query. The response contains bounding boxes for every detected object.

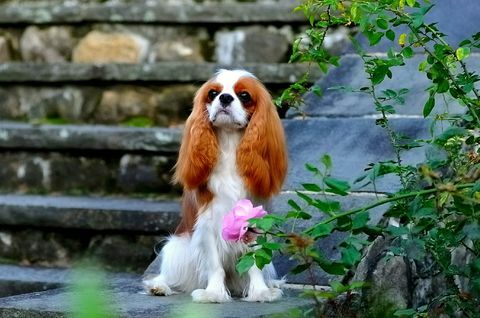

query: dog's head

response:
[175,69,288,198]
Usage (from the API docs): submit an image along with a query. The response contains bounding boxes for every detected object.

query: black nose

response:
[219,93,234,106]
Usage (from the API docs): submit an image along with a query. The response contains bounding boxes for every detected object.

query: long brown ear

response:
[174,83,219,189]
[237,80,288,198]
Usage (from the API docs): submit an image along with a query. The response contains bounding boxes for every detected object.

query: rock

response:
[0,151,178,195]
[148,37,204,62]
[19,26,75,62]
[353,237,411,310]
[0,88,20,119]
[95,86,158,124]
[95,85,196,125]
[72,31,149,64]
[155,85,197,126]
[215,26,291,64]
[118,155,176,193]
[16,86,100,122]
[0,36,12,62]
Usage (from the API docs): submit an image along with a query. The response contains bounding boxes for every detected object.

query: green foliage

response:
[241,0,480,316]
[69,265,117,318]
[121,116,154,128]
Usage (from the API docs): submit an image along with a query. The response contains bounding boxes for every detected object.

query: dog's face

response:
[201,70,259,129]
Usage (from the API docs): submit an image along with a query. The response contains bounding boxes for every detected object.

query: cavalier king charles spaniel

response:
[143,69,288,303]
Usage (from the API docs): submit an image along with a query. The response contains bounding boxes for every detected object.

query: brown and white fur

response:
[143,69,288,303]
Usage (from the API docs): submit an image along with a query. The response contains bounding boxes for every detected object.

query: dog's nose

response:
[219,93,234,106]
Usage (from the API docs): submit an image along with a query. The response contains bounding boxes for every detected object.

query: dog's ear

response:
[237,80,288,198]
[174,82,219,189]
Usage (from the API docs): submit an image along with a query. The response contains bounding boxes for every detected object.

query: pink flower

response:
[221,199,267,242]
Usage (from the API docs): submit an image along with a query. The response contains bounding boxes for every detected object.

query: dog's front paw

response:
[191,288,231,303]
[143,276,173,296]
[243,287,282,302]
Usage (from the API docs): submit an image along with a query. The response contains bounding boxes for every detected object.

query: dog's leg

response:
[190,218,231,303]
[143,235,193,296]
[242,264,283,302]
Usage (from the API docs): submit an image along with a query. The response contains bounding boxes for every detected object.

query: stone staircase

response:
[0,0,478,317]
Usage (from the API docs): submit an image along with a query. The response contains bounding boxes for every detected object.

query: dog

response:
[143,69,288,303]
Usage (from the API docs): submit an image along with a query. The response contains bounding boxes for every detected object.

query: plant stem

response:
[304,183,476,233]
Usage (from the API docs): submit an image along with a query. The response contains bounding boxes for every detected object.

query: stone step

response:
[0,3,303,25]
[0,264,68,298]
[0,266,312,318]
[0,194,180,232]
[0,63,319,84]
[0,195,180,271]
[0,122,180,195]
[0,192,386,283]
[0,122,181,153]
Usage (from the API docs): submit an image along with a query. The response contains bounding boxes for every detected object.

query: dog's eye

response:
[238,92,251,104]
[208,89,219,101]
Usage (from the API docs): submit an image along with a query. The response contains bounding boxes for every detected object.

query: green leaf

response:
[287,199,301,211]
[321,154,332,170]
[286,211,312,220]
[302,183,321,192]
[236,253,255,274]
[318,261,346,275]
[406,0,416,6]
[423,94,435,117]
[436,78,449,93]
[376,18,389,30]
[305,163,319,173]
[367,32,384,46]
[312,199,341,213]
[456,47,471,61]
[401,47,414,58]
[352,211,370,230]
[372,66,388,85]
[262,242,282,250]
[434,126,467,145]
[386,29,395,41]
[341,245,362,266]
[324,177,350,196]
[254,248,272,269]
[309,223,334,239]
[291,263,310,274]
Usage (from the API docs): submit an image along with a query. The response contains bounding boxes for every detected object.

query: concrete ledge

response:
[0,62,319,84]
[0,122,181,153]
[0,195,180,232]
[0,3,304,25]
[0,272,313,318]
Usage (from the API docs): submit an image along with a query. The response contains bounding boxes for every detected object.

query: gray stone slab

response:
[0,63,321,84]
[282,117,430,193]
[0,122,181,153]
[0,195,180,232]
[0,3,304,24]
[271,193,387,284]
[349,0,480,53]
[0,275,313,318]
[290,55,479,118]
[0,265,68,298]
